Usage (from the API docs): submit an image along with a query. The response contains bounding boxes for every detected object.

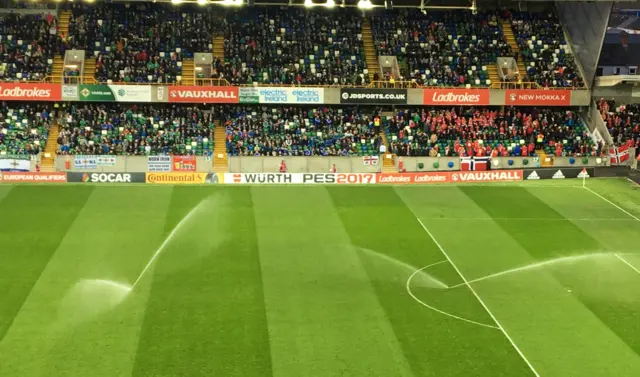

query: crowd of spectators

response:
[65,3,224,83]
[370,10,511,87]
[218,8,367,85]
[511,11,584,88]
[598,98,640,149]
[0,13,60,81]
[385,107,597,157]
[223,106,382,156]
[57,104,214,155]
[0,103,53,155]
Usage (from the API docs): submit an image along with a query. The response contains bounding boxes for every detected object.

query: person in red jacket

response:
[330,164,337,173]
[279,160,287,173]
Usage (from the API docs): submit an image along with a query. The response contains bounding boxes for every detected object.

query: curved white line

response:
[406,261,500,330]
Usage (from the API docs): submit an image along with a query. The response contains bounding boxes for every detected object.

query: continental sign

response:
[168,86,239,103]
[0,83,61,101]
[423,89,490,106]
[145,172,216,184]
[505,90,571,106]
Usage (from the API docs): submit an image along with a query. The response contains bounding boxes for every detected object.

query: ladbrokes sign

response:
[378,172,450,184]
[505,90,571,106]
[168,86,239,103]
[423,89,490,106]
[0,83,62,101]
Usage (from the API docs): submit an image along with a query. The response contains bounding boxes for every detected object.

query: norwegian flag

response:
[460,156,490,171]
[609,145,630,165]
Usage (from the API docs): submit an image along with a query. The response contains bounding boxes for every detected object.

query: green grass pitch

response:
[1,179,640,377]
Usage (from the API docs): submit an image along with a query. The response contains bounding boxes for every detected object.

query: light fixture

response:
[197,0,207,4]
[171,0,182,4]
[325,0,335,7]
[357,0,373,9]
[304,0,313,7]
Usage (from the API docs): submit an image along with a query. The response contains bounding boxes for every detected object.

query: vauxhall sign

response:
[167,86,239,103]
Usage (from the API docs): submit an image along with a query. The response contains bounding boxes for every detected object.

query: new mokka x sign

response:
[168,86,239,103]
[340,88,407,104]
[505,90,571,106]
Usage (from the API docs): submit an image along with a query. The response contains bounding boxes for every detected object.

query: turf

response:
[1,179,640,377]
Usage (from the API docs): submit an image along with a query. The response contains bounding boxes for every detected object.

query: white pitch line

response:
[416,218,541,377]
[418,217,635,221]
[583,186,640,222]
[615,254,640,275]
[405,261,500,330]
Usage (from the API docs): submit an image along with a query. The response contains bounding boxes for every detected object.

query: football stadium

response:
[1,0,640,376]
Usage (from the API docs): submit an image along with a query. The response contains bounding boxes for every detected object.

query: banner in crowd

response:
[224,173,377,184]
[423,89,490,106]
[609,145,630,165]
[239,87,259,104]
[172,155,197,172]
[363,156,379,165]
[1,172,66,183]
[504,89,572,106]
[0,83,61,101]
[145,172,208,184]
[257,87,324,104]
[74,155,115,169]
[62,85,79,101]
[451,170,523,183]
[0,155,30,171]
[79,85,152,102]
[339,88,407,105]
[67,172,146,183]
[523,168,594,180]
[378,172,451,184]
[460,156,490,171]
[148,155,171,172]
[167,86,239,103]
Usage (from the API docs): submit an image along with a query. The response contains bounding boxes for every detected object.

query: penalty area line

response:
[582,187,640,222]
[415,218,541,377]
[615,254,640,275]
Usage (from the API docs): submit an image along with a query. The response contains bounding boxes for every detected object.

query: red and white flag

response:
[609,145,630,165]
[460,156,490,171]
[363,156,379,166]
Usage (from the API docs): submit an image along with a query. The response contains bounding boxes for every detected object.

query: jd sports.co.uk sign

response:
[339,88,407,105]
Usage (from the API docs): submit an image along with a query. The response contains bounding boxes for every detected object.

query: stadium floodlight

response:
[325,0,335,8]
[197,0,207,5]
[222,0,242,6]
[171,0,182,4]
[304,0,313,7]
[357,0,373,9]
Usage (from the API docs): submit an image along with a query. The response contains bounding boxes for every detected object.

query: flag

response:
[609,145,630,165]
[0,155,30,172]
[363,156,379,165]
[460,156,490,171]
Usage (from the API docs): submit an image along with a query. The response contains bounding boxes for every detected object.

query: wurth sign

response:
[505,90,571,106]
[168,86,239,103]
[423,89,490,105]
[0,83,61,101]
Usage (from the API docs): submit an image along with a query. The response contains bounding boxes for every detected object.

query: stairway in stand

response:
[83,58,96,82]
[52,11,72,84]
[181,59,195,85]
[487,64,500,88]
[382,154,396,173]
[535,150,554,167]
[212,35,225,61]
[213,120,228,173]
[40,123,60,172]
[502,20,527,78]
[362,19,380,83]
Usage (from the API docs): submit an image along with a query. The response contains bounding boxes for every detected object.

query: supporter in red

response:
[330,164,337,173]
[279,160,287,173]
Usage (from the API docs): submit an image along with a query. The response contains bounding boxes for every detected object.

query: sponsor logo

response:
[423,89,489,105]
[378,173,450,184]
[450,170,523,183]
[0,83,61,101]
[172,155,197,172]
[505,90,571,106]
[146,172,208,184]
[340,89,407,104]
[1,172,66,183]
[83,173,132,183]
[341,92,406,101]
[224,173,377,184]
[168,86,239,103]
[301,173,376,184]
[552,170,566,179]
[577,169,590,179]
[527,171,540,180]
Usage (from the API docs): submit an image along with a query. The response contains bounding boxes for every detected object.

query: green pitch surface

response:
[1,179,640,377]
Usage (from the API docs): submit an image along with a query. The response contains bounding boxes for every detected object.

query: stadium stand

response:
[219,7,368,85]
[56,104,214,155]
[370,9,511,87]
[385,107,598,157]
[0,13,59,81]
[0,103,52,155]
[598,99,640,149]
[510,11,584,88]
[223,106,383,156]
[65,3,223,83]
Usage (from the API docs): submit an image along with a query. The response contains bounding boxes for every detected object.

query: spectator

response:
[0,103,52,155]
[599,98,640,149]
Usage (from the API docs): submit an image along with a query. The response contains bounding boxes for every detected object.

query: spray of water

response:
[356,247,449,289]
[448,252,621,289]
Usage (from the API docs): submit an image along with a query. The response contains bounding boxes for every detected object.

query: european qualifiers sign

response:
[339,88,407,105]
